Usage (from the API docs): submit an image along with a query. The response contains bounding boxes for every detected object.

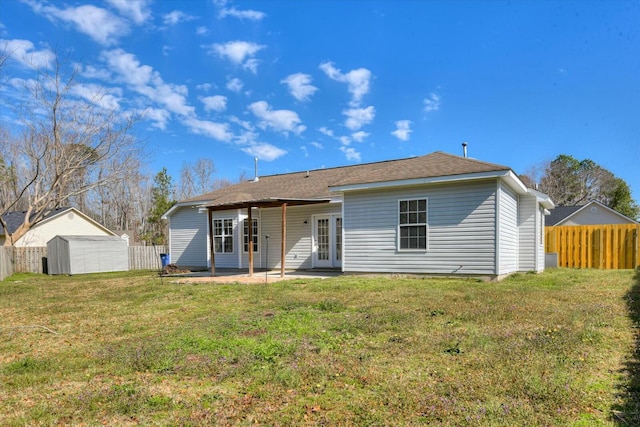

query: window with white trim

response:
[398,198,428,250]
[213,218,234,253]
[243,218,259,253]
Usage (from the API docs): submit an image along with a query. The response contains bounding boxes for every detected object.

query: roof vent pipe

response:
[462,142,468,158]
[253,157,259,182]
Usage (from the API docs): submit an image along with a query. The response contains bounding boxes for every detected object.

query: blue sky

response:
[1,0,639,201]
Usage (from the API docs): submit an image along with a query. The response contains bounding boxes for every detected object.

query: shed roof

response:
[172,152,514,212]
[51,235,126,243]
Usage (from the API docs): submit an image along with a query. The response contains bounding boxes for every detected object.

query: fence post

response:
[631,225,640,270]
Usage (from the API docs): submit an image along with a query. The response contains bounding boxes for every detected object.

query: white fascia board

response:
[161,201,210,219]
[527,188,555,210]
[329,170,515,193]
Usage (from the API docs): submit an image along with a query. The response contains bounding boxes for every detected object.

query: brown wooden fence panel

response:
[0,247,15,281]
[14,247,47,274]
[128,246,166,271]
[545,224,639,269]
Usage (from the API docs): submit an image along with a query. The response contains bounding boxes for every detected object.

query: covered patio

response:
[205,197,332,279]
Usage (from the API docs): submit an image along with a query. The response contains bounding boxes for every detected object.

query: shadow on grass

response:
[615,268,640,425]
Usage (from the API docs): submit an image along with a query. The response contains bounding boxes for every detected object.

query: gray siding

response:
[210,211,239,268]
[498,183,518,275]
[517,195,538,272]
[343,180,497,275]
[169,206,209,268]
[260,203,342,270]
[210,203,341,270]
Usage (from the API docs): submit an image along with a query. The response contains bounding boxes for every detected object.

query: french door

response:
[313,214,342,268]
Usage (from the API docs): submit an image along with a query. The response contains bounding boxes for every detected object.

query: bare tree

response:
[0,53,143,246]
[178,158,217,199]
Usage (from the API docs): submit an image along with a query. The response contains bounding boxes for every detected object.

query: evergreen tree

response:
[143,168,176,245]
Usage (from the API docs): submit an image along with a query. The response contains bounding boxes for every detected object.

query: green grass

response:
[1,269,638,426]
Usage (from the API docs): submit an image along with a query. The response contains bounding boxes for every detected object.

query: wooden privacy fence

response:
[2,246,167,275]
[545,224,639,269]
[0,247,15,281]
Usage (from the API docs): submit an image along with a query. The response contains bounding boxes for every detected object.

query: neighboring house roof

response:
[546,200,638,226]
[0,207,116,237]
[164,151,533,216]
[545,205,583,226]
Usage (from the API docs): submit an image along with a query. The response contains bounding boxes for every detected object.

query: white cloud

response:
[196,83,213,92]
[207,41,265,73]
[242,58,260,74]
[201,95,227,112]
[105,0,151,25]
[281,73,318,102]
[343,106,375,131]
[248,101,305,135]
[77,63,112,80]
[319,61,372,106]
[196,26,209,36]
[163,10,195,26]
[0,39,54,69]
[310,141,324,149]
[140,108,171,130]
[71,83,122,110]
[101,48,194,116]
[182,117,233,142]
[340,146,361,162]
[318,127,335,138]
[229,116,255,131]
[242,142,287,161]
[339,136,351,146]
[424,93,441,112]
[218,7,266,21]
[351,131,369,142]
[391,120,412,141]
[226,77,244,93]
[26,2,129,46]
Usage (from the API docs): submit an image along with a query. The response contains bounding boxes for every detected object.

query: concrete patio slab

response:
[164,269,341,285]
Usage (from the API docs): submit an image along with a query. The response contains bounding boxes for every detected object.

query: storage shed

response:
[47,235,129,275]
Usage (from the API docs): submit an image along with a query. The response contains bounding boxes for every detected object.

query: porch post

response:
[248,205,254,277]
[281,203,287,278]
[208,208,215,277]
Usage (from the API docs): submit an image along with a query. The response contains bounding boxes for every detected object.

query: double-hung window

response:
[243,218,259,253]
[213,218,234,253]
[398,198,428,250]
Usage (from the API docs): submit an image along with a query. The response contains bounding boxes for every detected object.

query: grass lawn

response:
[1,269,639,426]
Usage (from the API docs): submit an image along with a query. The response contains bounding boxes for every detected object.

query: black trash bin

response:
[160,253,169,267]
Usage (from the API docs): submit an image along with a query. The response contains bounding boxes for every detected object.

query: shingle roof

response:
[181,152,513,208]
[545,205,583,226]
[0,207,73,235]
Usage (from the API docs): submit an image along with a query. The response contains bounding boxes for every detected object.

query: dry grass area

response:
[1,269,639,426]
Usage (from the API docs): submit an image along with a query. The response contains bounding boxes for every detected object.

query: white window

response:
[398,198,428,250]
[243,218,259,253]
[213,218,234,253]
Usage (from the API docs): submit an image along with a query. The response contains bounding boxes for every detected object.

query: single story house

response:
[163,151,554,280]
[0,207,117,247]
[545,200,638,226]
